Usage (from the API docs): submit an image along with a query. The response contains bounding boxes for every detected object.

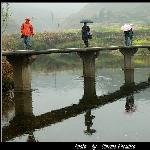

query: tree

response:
[2,3,13,92]
[1,3,11,33]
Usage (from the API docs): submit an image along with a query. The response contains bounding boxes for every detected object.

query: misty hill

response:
[62,3,150,29]
[4,3,150,33]
[5,3,87,33]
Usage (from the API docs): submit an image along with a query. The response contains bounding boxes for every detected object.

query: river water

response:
[2,68,150,142]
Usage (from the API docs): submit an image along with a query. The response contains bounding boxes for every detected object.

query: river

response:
[2,68,150,142]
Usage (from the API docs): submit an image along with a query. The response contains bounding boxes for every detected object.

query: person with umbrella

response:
[121,24,133,46]
[129,24,134,45]
[80,19,93,47]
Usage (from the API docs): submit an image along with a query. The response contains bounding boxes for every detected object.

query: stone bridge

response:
[2,45,150,91]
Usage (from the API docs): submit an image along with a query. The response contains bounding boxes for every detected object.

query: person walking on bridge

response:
[80,19,93,47]
[129,24,134,45]
[21,16,34,49]
[81,22,90,47]
[121,24,133,46]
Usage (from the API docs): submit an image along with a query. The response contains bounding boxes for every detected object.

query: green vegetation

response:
[2,58,14,92]
[2,24,150,71]
[1,3,12,34]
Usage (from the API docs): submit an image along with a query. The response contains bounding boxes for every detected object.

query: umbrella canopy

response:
[130,24,134,30]
[121,24,132,31]
[80,19,93,23]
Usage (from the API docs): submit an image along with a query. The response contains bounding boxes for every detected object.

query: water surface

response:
[2,68,150,142]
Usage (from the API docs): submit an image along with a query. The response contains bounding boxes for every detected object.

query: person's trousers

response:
[125,36,132,46]
[23,36,31,49]
[84,39,89,47]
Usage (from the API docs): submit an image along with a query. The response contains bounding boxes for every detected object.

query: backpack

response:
[88,32,92,39]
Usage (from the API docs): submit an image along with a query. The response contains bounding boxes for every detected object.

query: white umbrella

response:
[130,24,134,30]
[121,24,132,31]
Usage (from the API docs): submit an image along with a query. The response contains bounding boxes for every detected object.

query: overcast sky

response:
[10,3,88,17]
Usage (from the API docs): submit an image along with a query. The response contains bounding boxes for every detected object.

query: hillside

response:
[4,3,150,33]
[62,3,150,29]
[4,3,87,33]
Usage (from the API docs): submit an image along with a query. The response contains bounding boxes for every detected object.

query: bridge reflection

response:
[2,75,150,142]
[2,46,150,91]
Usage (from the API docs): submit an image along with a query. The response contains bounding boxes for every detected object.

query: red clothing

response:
[21,21,34,36]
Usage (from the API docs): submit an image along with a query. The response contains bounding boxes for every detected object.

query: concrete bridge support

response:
[119,48,138,86]
[7,55,37,91]
[77,51,99,78]
[14,91,33,118]
[82,77,97,101]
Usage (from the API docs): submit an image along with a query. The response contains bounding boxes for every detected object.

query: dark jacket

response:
[82,25,90,40]
[129,29,133,39]
[124,29,133,39]
[124,30,130,37]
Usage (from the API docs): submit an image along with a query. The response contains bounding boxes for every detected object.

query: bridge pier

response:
[6,55,37,91]
[119,48,138,86]
[77,51,99,78]
[82,77,97,101]
[14,91,34,118]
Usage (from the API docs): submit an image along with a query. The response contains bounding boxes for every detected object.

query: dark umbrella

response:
[80,19,93,23]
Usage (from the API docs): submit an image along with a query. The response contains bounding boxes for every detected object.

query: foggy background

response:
[4,2,150,33]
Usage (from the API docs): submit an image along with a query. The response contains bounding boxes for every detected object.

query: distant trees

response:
[1,3,11,33]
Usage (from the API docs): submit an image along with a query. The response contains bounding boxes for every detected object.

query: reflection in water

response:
[125,94,136,113]
[82,77,97,100]
[2,91,15,127]
[14,91,33,118]
[7,91,38,142]
[2,69,150,142]
[27,130,39,142]
[82,77,96,135]
[84,109,96,135]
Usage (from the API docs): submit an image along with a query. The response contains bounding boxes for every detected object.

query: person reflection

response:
[27,130,39,142]
[125,94,136,113]
[81,76,97,135]
[84,109,96,135]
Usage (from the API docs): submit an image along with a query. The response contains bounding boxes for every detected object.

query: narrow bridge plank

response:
[2,45,150,56]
